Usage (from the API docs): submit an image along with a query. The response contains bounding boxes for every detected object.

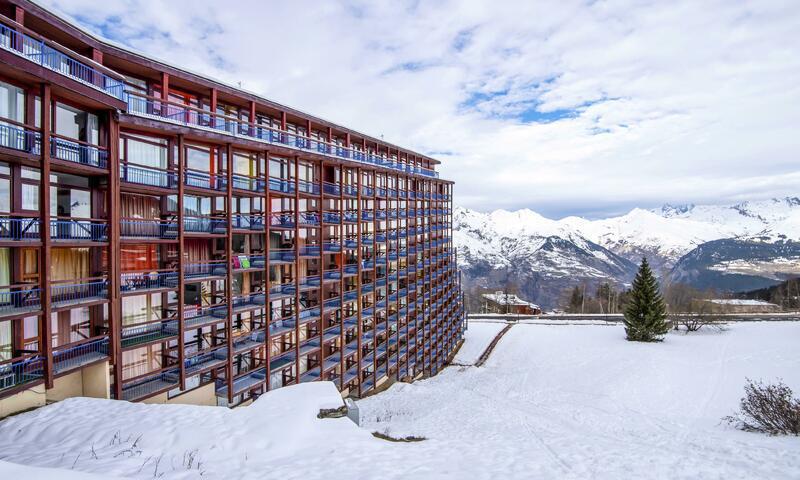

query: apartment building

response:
[0,0,465,416]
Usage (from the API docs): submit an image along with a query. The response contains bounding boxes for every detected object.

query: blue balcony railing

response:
[121,271,179,292]
[51,137,108,168]
[120,163,177,189]
[0,20,125,99]
[268,177,294,194]
[0,122,40,154]
[323,182,340,196]
[51,280,107,306]
[0,217,40,240]
[120,219,178,239]
[0,286,41,316]
[50,219,107,241]
[184,170,227,191]
[232,214,265,231]
[185,261,227,279]
[121,369,179,401]
[0,356,44,391]
[121,320,178,348]
[53,337,109,373]
[269,248,295,263]
[184,216,227,234]
[124,91,439,179]
[232,174,265,192]
[298,179,319,195]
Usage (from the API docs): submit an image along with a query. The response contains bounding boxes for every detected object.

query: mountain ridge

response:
[454,197,800,308]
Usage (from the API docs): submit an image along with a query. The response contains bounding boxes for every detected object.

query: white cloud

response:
[42,0,800,217]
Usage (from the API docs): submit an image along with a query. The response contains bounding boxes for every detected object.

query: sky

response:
[40,0,800,219]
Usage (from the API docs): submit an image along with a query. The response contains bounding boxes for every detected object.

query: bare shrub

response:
[724,378,800,435]
[673,314,726,332]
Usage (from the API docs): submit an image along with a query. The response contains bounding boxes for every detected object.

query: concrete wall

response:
[0,384,46,418]
[142,383,216,407]
[46,361,110,402]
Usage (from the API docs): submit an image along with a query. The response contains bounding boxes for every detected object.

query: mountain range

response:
[454,197,800,309]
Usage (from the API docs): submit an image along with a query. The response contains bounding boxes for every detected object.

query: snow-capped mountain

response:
[455,197,800,308]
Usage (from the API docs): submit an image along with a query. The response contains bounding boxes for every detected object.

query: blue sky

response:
[42,0,800,219]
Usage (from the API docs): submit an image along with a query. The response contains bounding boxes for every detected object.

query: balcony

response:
[52,337,109,374]
[51,136,108,169]
[232,174,265,192]
[231,292,267,313]
[121,369,179,401]
[0,18,125,99]
[269,248,295,264]
[183,216,226,234]
[121,320,178,349]
[121,270,179,293]
[0,285,41,316]
[184,304,228,329]
[120,218,178,240]
[124,92,439,179]
[216,368,267,397]
[268,177,294,194]
[185,261,228,279]
[51,280,108,307]
[184,170,227,191]
[232,214,265,231]
[233,255,266,271]
[0,217,40,241]
[0,121,40,154]
[50,219,108,242]
[0,355,44,392]
[184,350,227,375]
[298,179,320,195]
[120,163,178,189]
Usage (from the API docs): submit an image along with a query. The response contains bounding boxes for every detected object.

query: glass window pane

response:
[55,103,99,144]
[0,80,25,123]
[0,178,9,213]
[22,184,39,210]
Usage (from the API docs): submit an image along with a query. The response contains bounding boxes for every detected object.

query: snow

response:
[710,299,779,306]
[358,322,800,479]
[452,321,507,365]
[2,322,799,479]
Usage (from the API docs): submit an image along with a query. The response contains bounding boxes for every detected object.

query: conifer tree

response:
[624,257,669,342]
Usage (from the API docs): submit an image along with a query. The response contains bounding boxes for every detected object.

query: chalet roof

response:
[482,292,540,309]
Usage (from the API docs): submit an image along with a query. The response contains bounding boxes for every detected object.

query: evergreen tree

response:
[624,257,669,342]
[567,286,583,313]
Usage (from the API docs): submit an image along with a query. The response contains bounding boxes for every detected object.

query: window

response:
[0,80,25,123]
[234,151,257,176]
[55,103,99,145]
[0,162,9,213]
[21,184,39,211]
[186,144,214,172]
[120,132,168,169]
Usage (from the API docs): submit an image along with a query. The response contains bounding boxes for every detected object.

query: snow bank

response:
[0,382,378,479]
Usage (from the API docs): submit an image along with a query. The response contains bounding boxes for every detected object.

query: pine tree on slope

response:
[624,257,669,342]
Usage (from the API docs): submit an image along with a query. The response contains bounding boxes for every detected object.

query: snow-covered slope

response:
[455,197,800,307]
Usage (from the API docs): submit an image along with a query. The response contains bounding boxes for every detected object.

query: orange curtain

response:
[121,245,159,271]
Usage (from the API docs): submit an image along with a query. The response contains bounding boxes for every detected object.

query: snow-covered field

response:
[358,322,800,479]
[1,322,798,479]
